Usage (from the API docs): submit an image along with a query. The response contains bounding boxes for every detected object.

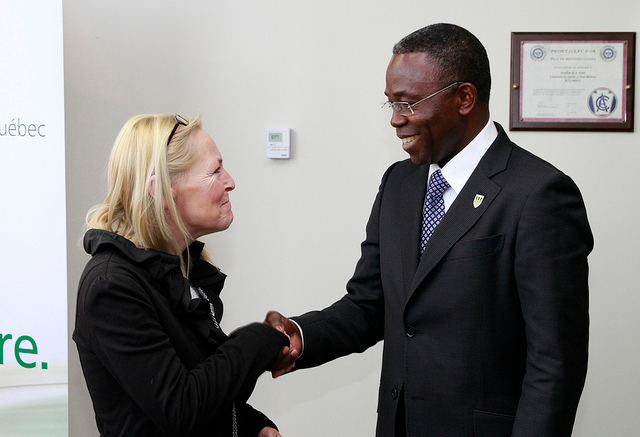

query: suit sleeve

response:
[512,171,593,436]
[80,275,289,435]
[293,164,399,368]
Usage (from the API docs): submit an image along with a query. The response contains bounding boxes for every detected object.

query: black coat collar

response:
[83,230,226,330]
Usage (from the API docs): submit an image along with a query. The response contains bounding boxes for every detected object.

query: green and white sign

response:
[0,1,68,435]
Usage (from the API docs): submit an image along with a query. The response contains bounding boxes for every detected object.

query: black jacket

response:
[73,230,289,436]
[294,124,592,436]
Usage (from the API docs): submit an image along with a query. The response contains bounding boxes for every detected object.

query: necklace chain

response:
[192,285,220,329]
[190,284,234,434]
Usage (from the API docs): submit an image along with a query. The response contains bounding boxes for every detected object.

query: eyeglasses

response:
[382,82,463,116]
[167,114,189,146]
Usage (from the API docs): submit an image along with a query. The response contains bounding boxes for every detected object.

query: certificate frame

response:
[510,32,635,131]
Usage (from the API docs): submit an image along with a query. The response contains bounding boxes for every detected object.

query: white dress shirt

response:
[429,118,497,211]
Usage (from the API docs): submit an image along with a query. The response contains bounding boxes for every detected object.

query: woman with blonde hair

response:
[73,114,295,437]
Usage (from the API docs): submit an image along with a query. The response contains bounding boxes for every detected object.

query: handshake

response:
[264,311,302,378]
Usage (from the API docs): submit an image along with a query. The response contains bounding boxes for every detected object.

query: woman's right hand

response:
[258,426,282,437]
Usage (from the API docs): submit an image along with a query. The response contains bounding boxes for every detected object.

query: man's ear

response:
[457,82,477,116]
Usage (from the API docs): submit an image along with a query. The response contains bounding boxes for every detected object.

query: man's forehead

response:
[385,53,440,94]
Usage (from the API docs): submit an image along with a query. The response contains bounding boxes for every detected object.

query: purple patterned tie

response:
[420,169,449,256]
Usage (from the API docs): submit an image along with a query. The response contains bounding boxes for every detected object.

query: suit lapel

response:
[406,125,512,302]
[400,164,430,295]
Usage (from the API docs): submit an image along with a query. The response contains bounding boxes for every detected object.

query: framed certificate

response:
[510,32,635,131]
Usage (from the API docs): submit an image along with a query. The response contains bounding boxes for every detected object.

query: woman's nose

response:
[224,170,235,191]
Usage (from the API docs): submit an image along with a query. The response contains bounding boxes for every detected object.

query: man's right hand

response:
[265,311,302,378]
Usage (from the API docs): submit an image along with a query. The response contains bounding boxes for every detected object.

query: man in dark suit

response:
[267,23,593,436]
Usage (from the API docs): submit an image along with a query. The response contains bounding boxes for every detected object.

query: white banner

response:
[0,1,68,436]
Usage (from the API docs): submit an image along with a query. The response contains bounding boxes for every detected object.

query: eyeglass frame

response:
[167,114,189,146]
[382,81,464,116]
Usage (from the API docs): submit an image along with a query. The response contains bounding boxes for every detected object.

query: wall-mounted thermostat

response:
[267,128,290,159]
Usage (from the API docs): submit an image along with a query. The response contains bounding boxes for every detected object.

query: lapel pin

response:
[473,194,485,209]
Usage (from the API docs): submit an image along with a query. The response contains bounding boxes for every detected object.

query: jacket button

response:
[406,326,416,337]
[391,388,399,399]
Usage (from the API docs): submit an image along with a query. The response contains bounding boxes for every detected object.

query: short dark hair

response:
[393,23,491,105]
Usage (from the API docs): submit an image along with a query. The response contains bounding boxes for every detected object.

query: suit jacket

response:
[74,230,289,436]
[294,124,593,436]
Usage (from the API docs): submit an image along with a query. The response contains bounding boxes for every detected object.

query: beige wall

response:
[64,1,639,435]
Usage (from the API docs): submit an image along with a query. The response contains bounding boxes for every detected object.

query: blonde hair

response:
[87,113,210,275]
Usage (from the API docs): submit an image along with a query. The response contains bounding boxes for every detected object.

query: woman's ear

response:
[148,174,157,199]
[148,175,175,210]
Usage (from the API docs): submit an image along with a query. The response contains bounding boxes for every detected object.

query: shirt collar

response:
[429,118,497,194]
